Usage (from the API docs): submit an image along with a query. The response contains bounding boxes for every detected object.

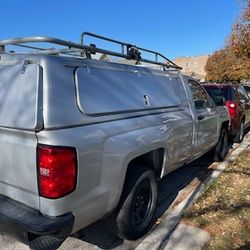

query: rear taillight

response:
[226,101,238,117]
[37,144,77,199]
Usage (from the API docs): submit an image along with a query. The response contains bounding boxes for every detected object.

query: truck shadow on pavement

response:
[73,143,234,249]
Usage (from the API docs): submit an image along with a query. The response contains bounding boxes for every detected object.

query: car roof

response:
[202,83,235,88]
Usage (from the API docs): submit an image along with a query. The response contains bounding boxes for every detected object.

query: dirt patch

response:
[181,148,250,249]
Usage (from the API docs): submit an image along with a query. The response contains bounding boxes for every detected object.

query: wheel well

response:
[127,148,165,178]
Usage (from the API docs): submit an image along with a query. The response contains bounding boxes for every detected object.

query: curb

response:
[135,133,250,250]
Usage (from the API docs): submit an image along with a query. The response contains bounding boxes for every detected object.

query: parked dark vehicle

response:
[203,83,250,143]
[242,84,250,98]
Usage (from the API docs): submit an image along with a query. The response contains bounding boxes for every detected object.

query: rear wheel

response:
[213,128,228,162]
[234,120,244,143]
[30,235,64,250]
[112,166,158,240]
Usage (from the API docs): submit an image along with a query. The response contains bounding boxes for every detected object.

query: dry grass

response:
[182,148,250,250]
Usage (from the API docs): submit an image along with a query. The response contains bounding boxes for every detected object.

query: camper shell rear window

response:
[0,64,40,130]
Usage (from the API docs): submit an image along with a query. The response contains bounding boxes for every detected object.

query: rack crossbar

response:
[0,33,182,70]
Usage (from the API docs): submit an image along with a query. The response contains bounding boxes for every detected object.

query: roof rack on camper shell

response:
[0,32,182,70]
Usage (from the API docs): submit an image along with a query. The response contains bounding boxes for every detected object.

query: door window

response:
[188,80,211,109]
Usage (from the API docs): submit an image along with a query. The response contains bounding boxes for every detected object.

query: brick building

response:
[173,55,209,81]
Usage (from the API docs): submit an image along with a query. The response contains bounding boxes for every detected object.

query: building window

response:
[185,62,189,68]
[194,61,198,68]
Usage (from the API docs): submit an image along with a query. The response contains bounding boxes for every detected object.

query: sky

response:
[0,0,241,59]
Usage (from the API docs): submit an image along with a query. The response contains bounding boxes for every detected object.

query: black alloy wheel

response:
[131,179,153,227]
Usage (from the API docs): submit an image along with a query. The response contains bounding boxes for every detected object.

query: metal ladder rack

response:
[0,32,182,70]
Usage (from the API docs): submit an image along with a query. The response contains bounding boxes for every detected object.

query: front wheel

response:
[234,120,244,143]
[112,166,158,240]
[213,128,228,162]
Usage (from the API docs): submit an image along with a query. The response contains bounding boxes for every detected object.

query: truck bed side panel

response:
[36,107,193,233]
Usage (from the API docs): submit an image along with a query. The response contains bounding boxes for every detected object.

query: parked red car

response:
[203,83,250,142]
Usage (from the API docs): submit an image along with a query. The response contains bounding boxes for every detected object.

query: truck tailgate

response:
[0,128,39,210]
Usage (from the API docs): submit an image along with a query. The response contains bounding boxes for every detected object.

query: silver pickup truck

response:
[0,33,230,250]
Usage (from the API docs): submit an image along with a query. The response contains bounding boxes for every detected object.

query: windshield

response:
[243,86,250,92]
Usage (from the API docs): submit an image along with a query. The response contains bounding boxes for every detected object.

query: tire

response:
[213,128,228,162]
[112,166,158,240]
[30,236,64,250]
[234,120,244,143]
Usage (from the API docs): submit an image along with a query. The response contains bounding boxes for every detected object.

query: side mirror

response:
[245,98,250,106]
[213,96,226,106]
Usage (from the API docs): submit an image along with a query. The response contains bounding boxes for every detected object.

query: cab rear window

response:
[204,86,230,101]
